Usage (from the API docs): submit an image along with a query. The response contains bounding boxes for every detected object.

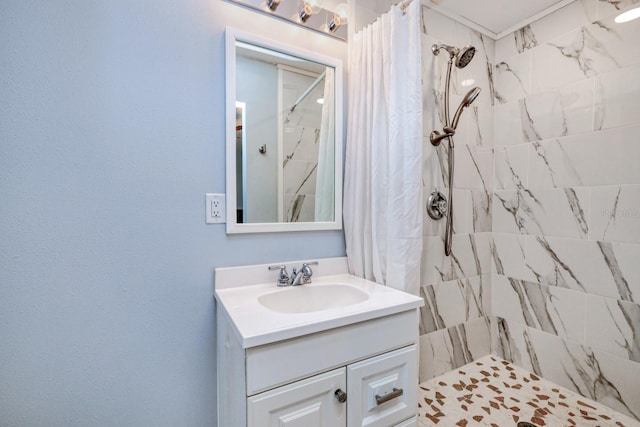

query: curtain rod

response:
[289,71,326,113]
[398,0,413,12]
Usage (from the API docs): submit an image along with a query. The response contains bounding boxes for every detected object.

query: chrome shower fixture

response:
[451,87,481,129]
[429,43,479,257]
[429,87,481,145]
[431,44,476,69]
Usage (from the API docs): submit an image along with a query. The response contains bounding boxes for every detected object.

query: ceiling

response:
[423,0,576,39]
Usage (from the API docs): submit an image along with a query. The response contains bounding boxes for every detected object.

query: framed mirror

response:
[225,27,344,233]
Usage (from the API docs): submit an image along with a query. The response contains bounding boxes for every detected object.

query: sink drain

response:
[517,422,536,427]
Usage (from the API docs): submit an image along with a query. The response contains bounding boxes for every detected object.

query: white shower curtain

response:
[315,67,335,222]
[343,0,423,295]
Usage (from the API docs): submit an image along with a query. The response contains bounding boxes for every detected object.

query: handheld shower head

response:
[451,87,481,130]
[455,46,476,68]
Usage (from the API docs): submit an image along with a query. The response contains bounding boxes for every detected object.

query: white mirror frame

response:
[225,27,344,234]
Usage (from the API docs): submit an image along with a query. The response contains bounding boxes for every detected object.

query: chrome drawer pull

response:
[375,387,403,405]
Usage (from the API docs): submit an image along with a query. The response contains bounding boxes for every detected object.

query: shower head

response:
[455,45,476,68]
[432,44,476,68]
[451,87,481,130]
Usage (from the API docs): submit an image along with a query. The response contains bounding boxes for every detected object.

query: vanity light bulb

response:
[299,2,317,22]
[266,0,281,11]
[316,98,324,104]
[615,6,640,23]
[306,0,322,12]
[334,3,349,21]
[328,3,348,32]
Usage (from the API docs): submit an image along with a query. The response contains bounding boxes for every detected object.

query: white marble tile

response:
[467,101,494,148]
[529,124,640,189]
[590,185,640,244]
[494,50,531,104]
[419,276,486,334]
[597,0,640,20]
[595,63,640,131]
[529,134,610,190]
[493,188,590,238]
[492,275,586,342]
[525,236,640,302]
[494,0,597,63]
[459,316,491,362]
[494,319,640,420]
[531,16,640,93]
[494,78,594,146]
[418,316,491,382]
[283,159,316,195]
[422,136,446,191]
[283,193,315,222]
[494,144,528,191]
[492,233,527,279]
[420,6,470,49]
[283,126,319,163]
[586,295,640,363]
[470,189,492,233]
[493,99,526,147]
[419,324,469,382]
[590,348,640,420]
[455,146,493,191]
[522,78,595,141]
[421,233,491,284]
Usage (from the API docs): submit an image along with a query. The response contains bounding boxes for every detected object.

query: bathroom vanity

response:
[215,257,424,427]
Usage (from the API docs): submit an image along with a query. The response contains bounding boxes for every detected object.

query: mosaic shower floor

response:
[417,355,639,427]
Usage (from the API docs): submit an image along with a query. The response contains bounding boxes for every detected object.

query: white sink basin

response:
[257,284,369,314]
[215,258,424,348]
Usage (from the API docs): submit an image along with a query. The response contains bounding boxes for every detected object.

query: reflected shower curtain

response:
[315,67,335,221]
[343,0,423,295]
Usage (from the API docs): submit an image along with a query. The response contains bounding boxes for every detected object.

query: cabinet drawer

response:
[246,310,417,395]
[347,345,417,427]
[247,368,347,427]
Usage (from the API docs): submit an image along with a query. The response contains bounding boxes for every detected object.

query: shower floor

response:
[417,355,639,427]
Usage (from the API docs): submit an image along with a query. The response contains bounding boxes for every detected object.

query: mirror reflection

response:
[235,41,335,224]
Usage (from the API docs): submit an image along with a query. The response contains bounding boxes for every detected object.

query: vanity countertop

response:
[215,258,423,348]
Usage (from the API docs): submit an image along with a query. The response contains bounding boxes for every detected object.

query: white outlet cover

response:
[206,193,226,224]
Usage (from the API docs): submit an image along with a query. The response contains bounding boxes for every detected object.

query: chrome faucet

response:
[268,261,317,287]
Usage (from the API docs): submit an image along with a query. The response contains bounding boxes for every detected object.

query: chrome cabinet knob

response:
[334,389,347,403]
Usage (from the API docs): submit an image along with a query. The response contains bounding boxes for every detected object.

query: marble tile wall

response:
[491,0,640,420]
[419,5,495,382]
[356,1,640,418]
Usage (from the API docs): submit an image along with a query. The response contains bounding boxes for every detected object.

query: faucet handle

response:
[268,265,290,287]
[301,263,315,284]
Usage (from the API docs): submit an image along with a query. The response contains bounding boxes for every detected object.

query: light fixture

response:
[461,79,475,87]
[299,0,321,23]
[615,6,640,23]
[328,3,349,32]
[316,98,324,104]
[266,0,281,11]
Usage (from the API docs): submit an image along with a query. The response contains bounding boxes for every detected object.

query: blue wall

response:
[0,1,346,425]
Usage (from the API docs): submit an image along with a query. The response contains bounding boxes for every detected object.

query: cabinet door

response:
[347,345,417,427]
[247,368,347,427]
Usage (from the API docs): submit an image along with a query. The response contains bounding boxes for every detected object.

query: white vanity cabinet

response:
[217,308,420,427]
[215,258,424,427]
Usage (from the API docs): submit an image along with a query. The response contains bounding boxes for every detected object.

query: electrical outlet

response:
[205,193,226,224]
